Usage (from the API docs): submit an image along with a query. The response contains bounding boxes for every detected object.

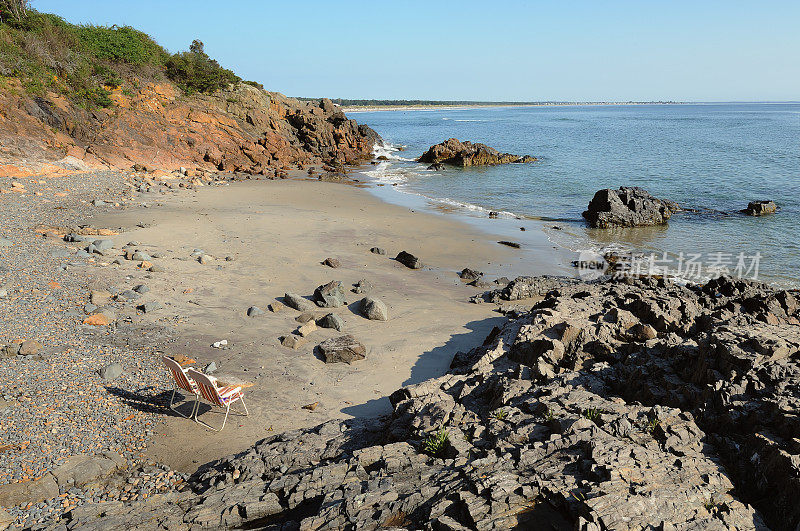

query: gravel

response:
[0,170,187,527]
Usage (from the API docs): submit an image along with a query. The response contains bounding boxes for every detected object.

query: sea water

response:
[354,103,800,288]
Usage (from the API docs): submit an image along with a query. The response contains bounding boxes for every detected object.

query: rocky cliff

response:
[0,79,380,174]
[61,274,799,530]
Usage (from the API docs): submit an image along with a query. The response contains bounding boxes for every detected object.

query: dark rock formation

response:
[742,200,777,216]
[395,251,423,269]
[63,275,800,530]
[417,138,536,167]
[582,187,678,228]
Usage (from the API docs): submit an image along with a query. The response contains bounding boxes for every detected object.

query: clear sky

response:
[32,0,800,102]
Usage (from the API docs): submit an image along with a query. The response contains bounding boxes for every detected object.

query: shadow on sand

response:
[340,314,507,419]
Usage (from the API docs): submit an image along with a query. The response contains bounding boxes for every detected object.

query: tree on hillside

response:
[0,0,29,23]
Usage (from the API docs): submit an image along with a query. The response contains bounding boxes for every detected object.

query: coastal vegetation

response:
[0,4,245,108]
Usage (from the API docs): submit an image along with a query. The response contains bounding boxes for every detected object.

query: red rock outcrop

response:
[0,80,380,173]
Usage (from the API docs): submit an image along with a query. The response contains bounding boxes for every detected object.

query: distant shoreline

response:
[341,102,682,113]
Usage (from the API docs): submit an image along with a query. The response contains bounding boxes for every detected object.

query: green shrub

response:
[76,86,112,108]
[243,79,263,90]
[77,25,167,66]
[165,39,240,94]
[422,428,450,458]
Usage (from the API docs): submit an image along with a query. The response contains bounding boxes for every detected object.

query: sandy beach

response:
[84,174,560,471]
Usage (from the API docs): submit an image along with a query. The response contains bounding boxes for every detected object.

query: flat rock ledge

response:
[582,186,679,228]
[417,138,536,167]
[60,275,800,530]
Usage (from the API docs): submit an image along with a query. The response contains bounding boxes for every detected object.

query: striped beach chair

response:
[186,368,248,431]
[161,356,200,419]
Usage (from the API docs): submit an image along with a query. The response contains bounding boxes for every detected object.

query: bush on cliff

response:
[165,39,240,94]
[0,9,243,108]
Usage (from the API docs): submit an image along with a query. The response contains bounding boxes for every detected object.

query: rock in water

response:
[313,281,346,308]
[284,292,316,312]
[360,297,388,321]
[582,187,678,228]
[417,138,536,166]
[318,335,366,364]
[396,251,422,269]
[318,313,344,331]
[742,200,776,216]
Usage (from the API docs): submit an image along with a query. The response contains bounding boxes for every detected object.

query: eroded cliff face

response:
[0,80,380,173]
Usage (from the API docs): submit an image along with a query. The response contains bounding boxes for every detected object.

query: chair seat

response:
[217,386,242,402]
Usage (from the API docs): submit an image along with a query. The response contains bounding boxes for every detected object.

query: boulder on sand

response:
[313,281,346,308]
[284,292,316,312]
[582,187,678,228]
[318,335,366,364]
[396,251,423,269]
[360,297,388,321]
[417,138,536,167]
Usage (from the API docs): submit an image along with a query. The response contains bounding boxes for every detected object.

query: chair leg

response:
[168,387,193,419]
[220,404,231,431]
[238,395,249,416]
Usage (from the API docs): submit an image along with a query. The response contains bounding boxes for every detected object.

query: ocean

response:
[354,103,800,288]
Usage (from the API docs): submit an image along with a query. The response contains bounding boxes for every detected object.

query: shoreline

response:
[342,101,683,113]
[84,172,565,472]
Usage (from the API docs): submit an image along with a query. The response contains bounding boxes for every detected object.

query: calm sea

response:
[354,103,800,288]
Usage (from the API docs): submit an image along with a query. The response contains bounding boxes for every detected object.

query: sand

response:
[91,176,563,472]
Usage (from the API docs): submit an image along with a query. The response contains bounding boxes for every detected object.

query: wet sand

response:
[92,176,563,472]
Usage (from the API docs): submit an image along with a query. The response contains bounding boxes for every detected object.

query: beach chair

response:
[161,356,200,419]
[186,368,248,431]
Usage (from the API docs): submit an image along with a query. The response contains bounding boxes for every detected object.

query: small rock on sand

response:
[396,251,422,269]
[295,312,316,323]
[281,335,307,349]
[268,302,284,312]
[138,301,162,313]
[360,297,388,321]
[92,239,114,251]
[459,268,483,281]
[318,335,366,364]
[247,306,265,317]
[318,313,344,331]
[352,279,373,294]
[498,241,521,248]
[296,321,317,337]
[313,281,346,308]
[99,363,123,381]
[18,340,42,356]
[370,247,386,255]
[322,257,341,268]
[284,292,316,312]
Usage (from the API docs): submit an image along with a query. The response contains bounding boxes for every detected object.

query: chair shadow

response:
[341,315,507,419]
[105,385,195,418]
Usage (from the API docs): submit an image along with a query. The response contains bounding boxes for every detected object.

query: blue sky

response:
[33,1,799,102]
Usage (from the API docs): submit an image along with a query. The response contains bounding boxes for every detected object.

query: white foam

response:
[372,142,414,161]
